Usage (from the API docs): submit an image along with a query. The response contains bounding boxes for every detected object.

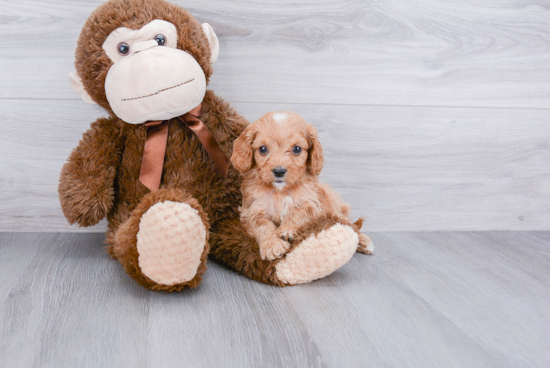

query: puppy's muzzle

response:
[273,167,287,179]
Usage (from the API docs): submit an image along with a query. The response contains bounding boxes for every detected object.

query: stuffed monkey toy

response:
[60,0,366,291]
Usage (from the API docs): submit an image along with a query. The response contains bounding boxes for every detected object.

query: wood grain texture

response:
[1,232,549,368]
[1,0,550,107]
[0,0,549,231]
[1,99,548,232]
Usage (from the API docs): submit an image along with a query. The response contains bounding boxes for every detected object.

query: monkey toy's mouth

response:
[105,45,207,125]
[121,78,195,102]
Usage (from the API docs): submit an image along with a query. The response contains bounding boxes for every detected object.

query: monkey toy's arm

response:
[58,116,124,227]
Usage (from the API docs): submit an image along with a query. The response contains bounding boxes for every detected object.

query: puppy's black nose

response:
[273,167,287,178]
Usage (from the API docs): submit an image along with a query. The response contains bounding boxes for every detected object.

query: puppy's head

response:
[231,111,323,189]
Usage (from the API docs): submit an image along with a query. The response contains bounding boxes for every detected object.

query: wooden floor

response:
[1,232,549,368]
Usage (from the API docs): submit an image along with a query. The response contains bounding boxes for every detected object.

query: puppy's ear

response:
[231,125,257,173]
[306,124,324,176]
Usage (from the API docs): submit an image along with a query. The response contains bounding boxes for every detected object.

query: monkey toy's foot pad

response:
[275,224,359,285]
[136,201,207,286]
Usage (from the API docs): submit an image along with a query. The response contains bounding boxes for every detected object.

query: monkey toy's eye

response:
[292,146,302,155]
[117,42,130,56]
[154,34,166,46]
[258,146,268,155]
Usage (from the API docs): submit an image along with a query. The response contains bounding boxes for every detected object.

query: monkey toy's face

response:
[103,20,214,124]
[70,0,219,125]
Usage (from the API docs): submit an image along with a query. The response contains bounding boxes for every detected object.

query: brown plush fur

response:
[60,0,366,291]
[60,0,291,290]
[109,188,210,291]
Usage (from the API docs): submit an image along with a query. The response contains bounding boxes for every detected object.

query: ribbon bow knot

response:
[138,104,230,191]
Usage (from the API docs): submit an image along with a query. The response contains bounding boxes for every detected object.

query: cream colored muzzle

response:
[104,43,207,125]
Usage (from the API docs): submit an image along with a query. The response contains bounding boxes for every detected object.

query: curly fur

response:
[230,112,373,258]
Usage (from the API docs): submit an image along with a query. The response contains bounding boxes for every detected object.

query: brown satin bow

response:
[139,104,230,192]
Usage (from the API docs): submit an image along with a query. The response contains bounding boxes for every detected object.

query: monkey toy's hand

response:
[58,117,123,227]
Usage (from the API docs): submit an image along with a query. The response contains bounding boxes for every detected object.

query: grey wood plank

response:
[0,232,325,368]
[1,99,549,232]
[0,233,45,305]
[145,267,326,368]
[389,231,550,366]
[0,233,152,368]
[1,0,550,108]
[281,231,550,367]
[1,232,549,368]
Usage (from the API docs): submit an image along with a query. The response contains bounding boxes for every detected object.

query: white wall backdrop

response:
[1,0,549,232]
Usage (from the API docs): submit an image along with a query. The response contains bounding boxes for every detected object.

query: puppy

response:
[231,111,374,261]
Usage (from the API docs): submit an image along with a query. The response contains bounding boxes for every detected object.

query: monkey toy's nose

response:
[273,167,287,178]
[133,39,159,53]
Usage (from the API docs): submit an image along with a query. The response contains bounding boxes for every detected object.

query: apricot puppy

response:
[231,111,374,261]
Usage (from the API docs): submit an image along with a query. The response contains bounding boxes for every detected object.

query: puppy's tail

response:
[352,217,364,231]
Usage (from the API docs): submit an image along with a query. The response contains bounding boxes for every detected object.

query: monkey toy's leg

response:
[210,216,361,286]
[107,188,210,292]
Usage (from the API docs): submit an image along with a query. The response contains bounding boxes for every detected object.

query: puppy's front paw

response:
[276,227,298,243]
[260,237,291,261]
[357,233,374,255]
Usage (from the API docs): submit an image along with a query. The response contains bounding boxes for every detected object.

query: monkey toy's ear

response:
[68,72,96,105]
[201,23,219,64]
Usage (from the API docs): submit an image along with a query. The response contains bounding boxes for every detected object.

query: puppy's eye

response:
[292,146,302,155]
[117,42,130,55]
[258,146,268,155]
[154,34,166,46]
